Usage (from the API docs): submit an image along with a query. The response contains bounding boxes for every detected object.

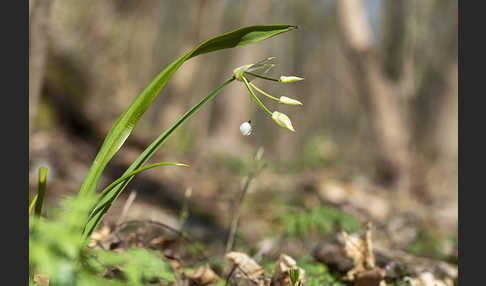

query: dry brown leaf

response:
[225,252,268,286]
[318,180,391,219]
[33,274,50,286]
[404,272,453,286]
[185,266,220,286]
[271,254,306,286]
[88,225,112,248]
[342,222,386,286]
[167,258,185,279]
[354,268,386,286]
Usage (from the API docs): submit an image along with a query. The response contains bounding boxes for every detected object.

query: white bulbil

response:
[240,121,252,136]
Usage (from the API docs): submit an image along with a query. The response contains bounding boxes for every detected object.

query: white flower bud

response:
[279,96,303,106]
[233,64,253,81]
[240,120,252,136]
[279,76,304,83]
[271,111,295,132]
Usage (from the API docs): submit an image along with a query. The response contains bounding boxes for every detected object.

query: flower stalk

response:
[242,76,273,116]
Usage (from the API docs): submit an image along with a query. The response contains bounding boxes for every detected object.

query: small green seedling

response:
[289,268,300,286]
[29,166,48,232]
[34,166,48,217]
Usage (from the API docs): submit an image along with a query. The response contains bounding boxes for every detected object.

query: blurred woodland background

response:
[29,0,457,265]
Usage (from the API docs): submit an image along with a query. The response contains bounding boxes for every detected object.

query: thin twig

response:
[225,149,267,253]
[224,265,237,286]
[116,190,137,225]
[225,175,252,253]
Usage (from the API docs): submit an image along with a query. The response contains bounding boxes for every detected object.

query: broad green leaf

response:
[77,25,297,199]
[188,26,296,58]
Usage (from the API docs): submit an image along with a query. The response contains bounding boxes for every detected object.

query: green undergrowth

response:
[88,248,175,284]
[260,255,346,286]
[409,228,457,262]
[29,195,175,286]
[189,255,349,285]
[297,256,346,286]
[300,133,339,168]
[209,152,255,176]
[278,204,362,239]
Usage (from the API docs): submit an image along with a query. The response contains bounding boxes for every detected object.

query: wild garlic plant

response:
[30,25,304,242]
[29,23,306,286]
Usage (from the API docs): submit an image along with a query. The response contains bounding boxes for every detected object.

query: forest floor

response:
[29,129,458,286]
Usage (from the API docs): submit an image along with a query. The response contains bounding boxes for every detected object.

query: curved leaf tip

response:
[171,162,190,167]
[189,25,298,59]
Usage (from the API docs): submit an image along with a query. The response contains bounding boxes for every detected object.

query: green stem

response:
[83,77,236,238]
[245,71,280,82]
[249,82,280,101]
[242,76,273,116]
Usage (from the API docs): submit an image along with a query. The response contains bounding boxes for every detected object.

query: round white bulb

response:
[240,121,252,136]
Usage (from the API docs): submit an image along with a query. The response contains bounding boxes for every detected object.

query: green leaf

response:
[29,194,38,215]
[77,25,297,199]
[35,166,48,218]
[188,25,297,58]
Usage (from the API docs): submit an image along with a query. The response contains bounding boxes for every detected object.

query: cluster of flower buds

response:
[233,57,304,135]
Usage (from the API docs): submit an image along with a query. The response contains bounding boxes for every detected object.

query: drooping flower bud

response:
[233,64,253,81]
[271,111,295,132]
[239,120,252,136]
[279,96,303,106]
[279,76,304,83]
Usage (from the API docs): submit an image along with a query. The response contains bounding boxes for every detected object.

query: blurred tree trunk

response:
[29,0,53,139]
[158,0,210,130]
[207,1,269,155]
[165,0,227,142]
[337,0,457,198]
[392,0,457,200]
[336,0,412,193]
[433,62,457,161]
